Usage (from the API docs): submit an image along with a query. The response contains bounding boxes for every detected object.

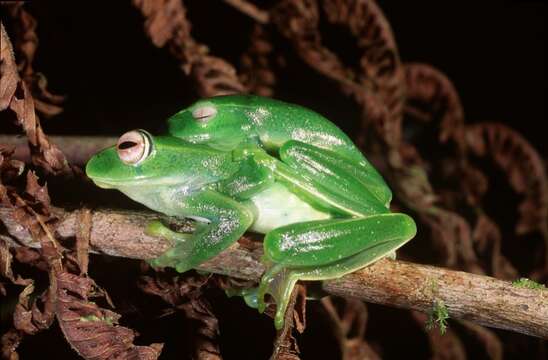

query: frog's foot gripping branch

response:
[254,213,416,329]
[256,245,410,330]
[145,220,194,271]
[257,264,300,330]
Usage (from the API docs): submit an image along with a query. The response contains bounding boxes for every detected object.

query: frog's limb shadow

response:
[257,213,416,330]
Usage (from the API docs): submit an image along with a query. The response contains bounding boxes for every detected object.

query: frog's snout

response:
[85,148,120,189]
[85,156,109,189]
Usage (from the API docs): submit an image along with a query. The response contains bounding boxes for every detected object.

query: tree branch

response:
[222,0,270,24]
[0,135,116,166]
[1,206,546,338]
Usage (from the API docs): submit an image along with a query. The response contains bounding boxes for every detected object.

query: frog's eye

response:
[192,105,217,123]
[116,130,151,165]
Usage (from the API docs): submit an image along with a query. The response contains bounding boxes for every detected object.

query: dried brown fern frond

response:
[133,0,246,96]
[1,23,72,176]
[2,2,65,117]
[240,24,276,97]
[271,0,406,157]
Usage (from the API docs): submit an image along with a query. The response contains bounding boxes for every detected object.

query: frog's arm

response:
[259,213,416,329]
[218,155,274,199]
[148,190,253,273]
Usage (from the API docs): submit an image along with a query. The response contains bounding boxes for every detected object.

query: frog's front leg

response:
[148,190,254,273]
[258,213,416,329]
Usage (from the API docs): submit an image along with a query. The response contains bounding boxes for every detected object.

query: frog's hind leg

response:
[279,140,392,211]
[258,213,416,329]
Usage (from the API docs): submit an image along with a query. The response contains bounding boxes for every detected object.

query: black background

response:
[4,0,545,157]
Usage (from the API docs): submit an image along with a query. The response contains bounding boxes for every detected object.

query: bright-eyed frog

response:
[86,96,417,329]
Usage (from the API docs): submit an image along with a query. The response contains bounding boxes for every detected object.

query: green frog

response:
[85,95,416,329]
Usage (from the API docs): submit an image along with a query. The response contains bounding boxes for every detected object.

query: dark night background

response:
[1,1,546,359]
[4,0,545,156]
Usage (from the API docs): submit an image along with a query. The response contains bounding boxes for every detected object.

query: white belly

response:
[248,183,331,234]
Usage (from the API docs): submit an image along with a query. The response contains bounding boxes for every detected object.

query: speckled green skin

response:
[86,96,417,329]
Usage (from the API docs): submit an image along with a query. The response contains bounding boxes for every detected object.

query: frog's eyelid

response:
[140,130,153,160]
[192,106,217,122]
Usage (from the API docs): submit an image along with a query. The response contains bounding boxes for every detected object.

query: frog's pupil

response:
[118,141,137,150]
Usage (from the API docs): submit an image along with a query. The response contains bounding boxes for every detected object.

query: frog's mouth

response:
[89,179,116,189]
[87,174,202,190]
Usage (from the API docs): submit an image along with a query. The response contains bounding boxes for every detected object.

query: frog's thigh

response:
[259,214,416,329]
[279,140,392,208]
[263,213,416,267]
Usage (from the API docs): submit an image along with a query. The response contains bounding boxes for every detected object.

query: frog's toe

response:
[257,264,300,329]
[225,287,260,309]
[256,273,272,313]
[149,241,194,272]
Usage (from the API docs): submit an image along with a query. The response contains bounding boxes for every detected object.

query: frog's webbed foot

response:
[145,220,194,272]
[257,264,301,330]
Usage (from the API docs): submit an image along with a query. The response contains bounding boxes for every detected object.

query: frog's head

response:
[85,130,228,190]
[167,95,260,150]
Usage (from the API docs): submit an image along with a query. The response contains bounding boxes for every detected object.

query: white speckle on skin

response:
[247,107,270,127]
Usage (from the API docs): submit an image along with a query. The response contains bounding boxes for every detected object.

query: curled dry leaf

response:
[419,209,485,274]
[0,237,19,286]
[138,270,209,306]
[459,164,489,208]
[56,272,163,360]
[1,328,22,360]
[403,63,466,148]
[472,215,518,280]
[4,172,59,336]
[192,55,247,97]
[0,23,19,112]
[1,151,45,357]
[3,2,65,117]
[465,123,548,237]
[465,123,548,278]
[133,0,246,97]
[271,0,406,155]
[13,284,55,335]
[0,23,71,176]
[178,297,221,360]
[322,0,406,151]
[139,271,221,360]
[271,0,352,86]
[132,0,205,71]
[240,24,276,97]
[321,297,380,360]
[139,271,220,360]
